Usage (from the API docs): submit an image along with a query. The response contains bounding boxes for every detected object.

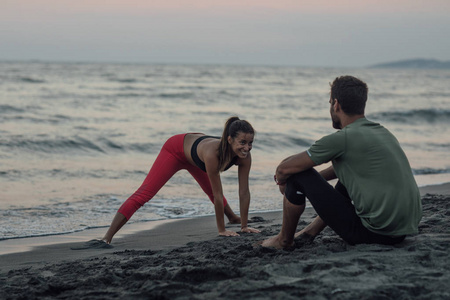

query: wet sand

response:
[1,184,449,299]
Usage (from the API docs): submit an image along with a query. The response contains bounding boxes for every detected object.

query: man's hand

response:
[274,174,287,194]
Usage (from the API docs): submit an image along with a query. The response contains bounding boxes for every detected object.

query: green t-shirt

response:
[307,118,422,236]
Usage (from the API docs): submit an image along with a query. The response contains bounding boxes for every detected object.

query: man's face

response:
[329,97,342,129]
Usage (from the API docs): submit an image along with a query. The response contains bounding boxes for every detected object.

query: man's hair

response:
[330,76,368,115]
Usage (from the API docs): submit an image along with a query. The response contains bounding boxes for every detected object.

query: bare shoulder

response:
[201,139,220,160]
[202,141,221,173]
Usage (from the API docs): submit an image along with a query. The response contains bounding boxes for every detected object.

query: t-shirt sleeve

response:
[307,131,345,165]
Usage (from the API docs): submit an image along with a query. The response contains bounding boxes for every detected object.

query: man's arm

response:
[275,151,316,185]
[319,165,337,181]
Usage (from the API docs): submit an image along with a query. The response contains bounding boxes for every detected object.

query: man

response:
[262,75,422,248]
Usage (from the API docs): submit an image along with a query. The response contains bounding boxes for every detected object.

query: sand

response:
[1,184,449,299]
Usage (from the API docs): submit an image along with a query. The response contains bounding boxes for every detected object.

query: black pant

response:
[284,169,405,245]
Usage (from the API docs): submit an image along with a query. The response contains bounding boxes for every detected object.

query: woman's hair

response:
[218,116,255,172]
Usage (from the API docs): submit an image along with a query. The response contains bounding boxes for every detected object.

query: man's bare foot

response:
[294,232,316,245]
[294,230,306,238]
[260,235,294,250]
[294,229,320,240]
[294,216,326,238]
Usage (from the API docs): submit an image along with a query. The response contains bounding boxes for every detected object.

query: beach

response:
[1,183,449,299]
[1,3,449,298]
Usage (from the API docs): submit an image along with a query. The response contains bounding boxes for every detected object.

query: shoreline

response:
[0,210,284,272]
[0,183,449,299]
[0,182,449,258]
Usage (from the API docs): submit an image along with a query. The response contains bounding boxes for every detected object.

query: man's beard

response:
[331,115,341,129]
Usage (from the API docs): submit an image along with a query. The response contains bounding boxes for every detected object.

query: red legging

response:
[118,133,228,220]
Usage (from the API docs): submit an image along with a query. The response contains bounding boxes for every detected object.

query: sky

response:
[1,0,450,67]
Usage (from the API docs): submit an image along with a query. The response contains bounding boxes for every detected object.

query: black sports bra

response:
[190,135,237,172]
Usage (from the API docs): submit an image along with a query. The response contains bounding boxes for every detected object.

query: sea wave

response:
[0,105,25,113]
[107,77,139,83]
[412,168,450,175]
[0,114,86,125]
[0,136,160,155]
[0,196,120,240]
[17,76,46,83]
[255,133,314,151]
[0,168,148,181]
[1,136,106,154]
[158,92,195,99]
[0,196,204,240]
[116,93,146,98]
[368,109,450,124]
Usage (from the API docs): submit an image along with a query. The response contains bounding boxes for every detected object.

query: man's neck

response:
[340,114,365,128]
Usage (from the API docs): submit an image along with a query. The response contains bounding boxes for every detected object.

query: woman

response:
[102,116,260,244]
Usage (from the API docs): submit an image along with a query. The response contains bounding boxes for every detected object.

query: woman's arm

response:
[102,212,128,244]
[237,153,260,233]
[204,150,239,237]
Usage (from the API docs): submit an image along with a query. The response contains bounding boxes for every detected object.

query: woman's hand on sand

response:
[219,230,240,237]
[240,226,261,234]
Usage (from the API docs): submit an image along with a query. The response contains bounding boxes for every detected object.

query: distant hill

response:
[369,58,450,69]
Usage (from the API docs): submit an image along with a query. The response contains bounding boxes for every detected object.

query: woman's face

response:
[228,131,254,158]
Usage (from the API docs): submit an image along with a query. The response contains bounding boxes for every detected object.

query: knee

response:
[283,169,325,205]
[284,177,306,206]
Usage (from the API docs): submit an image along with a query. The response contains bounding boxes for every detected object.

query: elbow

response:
[239,189,250,199]
[276,165,289,177]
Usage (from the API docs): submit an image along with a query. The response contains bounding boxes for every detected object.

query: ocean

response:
[1,61,449,240]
